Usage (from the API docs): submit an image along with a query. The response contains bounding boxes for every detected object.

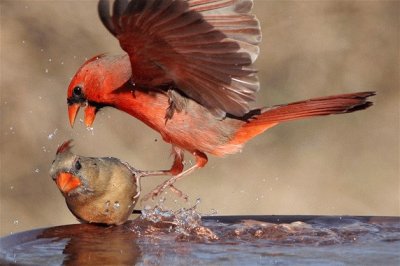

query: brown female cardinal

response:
[67,0,375,200]
[49,140,141,225]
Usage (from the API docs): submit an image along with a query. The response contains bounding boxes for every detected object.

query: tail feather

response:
[231,91,375,144]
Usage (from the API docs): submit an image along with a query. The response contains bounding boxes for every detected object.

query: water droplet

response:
[195,198,201,206]
[34,168,40,173]
[86,127,95,135]
[210,209,218,215]
[40,48,44,52]
[113,201,120,209]
[9,126,13,131]
[10,186,14,190]
[60,61,64,65]
[87,127,94,132]
[48,128,58,139]
[45,68,48,73]
[42,146,47,152]
[22,40,26,44]
[48,58,52,62]
[13,220,19,225]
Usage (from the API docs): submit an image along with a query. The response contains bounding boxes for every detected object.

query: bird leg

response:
[141,151,208,202]
[139,146,187,200]
[140,146,184,177]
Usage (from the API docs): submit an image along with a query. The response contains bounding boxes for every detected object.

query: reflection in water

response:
[0,205,399,265]
[41,224,141,265]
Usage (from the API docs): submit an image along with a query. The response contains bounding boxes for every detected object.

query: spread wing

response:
[98,0,261,117]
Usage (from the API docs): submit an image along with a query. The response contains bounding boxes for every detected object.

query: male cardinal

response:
[67,0,374,200]
[49,140,141,225]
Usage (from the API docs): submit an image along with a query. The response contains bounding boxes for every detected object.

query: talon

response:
[169,185,189,201]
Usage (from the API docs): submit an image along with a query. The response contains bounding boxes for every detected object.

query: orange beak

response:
[56,172,81,194]
[68,103,97,128]
[68,103,80,128]
[84,105,97,127]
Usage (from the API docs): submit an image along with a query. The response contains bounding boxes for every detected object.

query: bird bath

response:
[1,205,399,265]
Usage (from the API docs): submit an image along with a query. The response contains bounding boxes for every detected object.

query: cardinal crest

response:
[56,139,74,155]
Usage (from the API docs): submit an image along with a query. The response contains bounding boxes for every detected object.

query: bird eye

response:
[75,160,82,171]
[73,86,82,96]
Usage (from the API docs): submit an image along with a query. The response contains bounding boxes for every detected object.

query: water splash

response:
[138,199,219,241]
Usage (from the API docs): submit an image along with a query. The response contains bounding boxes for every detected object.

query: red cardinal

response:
[67,0,374,200]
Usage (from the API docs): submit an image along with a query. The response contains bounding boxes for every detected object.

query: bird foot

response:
[141,182,188,202]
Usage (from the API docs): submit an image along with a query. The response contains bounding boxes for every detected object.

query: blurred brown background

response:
[1,0,399,236]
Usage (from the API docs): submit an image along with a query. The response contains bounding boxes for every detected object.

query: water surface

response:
[1,207,399,265]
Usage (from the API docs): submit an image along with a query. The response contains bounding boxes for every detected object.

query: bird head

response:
[49,140,100,197]
[67,54,131,128]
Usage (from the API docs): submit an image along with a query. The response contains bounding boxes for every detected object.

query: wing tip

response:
[98,0,117,36]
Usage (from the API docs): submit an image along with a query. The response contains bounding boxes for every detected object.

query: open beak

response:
[56,172,81,194]
[68,103,97,128]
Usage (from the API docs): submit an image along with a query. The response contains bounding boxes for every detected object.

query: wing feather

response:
[98,0,261,117]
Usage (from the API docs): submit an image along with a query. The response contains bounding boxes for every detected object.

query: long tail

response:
[231,91,375,144]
